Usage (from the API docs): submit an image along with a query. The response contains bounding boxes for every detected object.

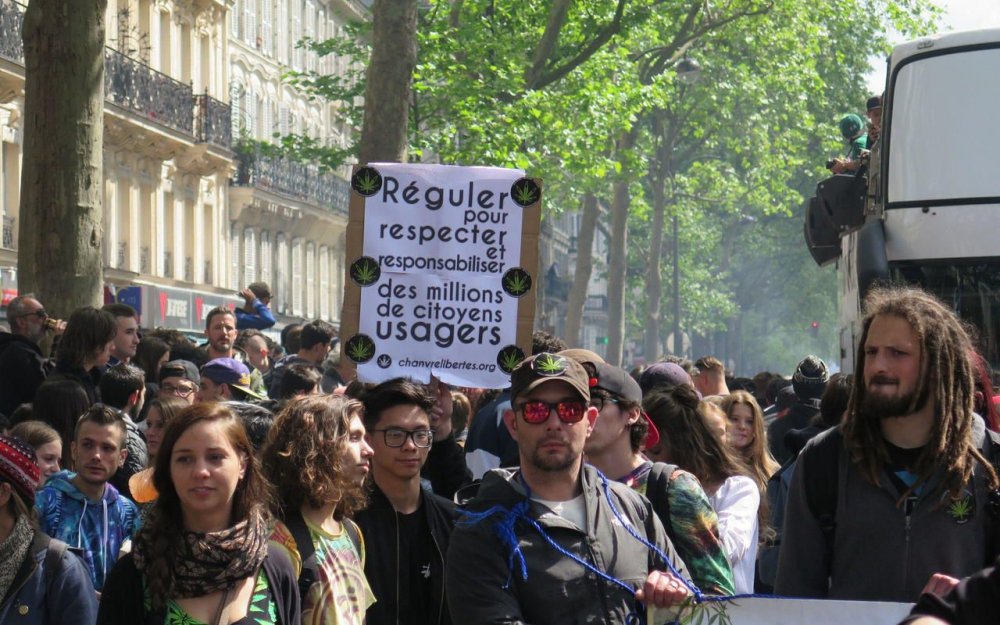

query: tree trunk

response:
[18,0,107,317]
[358,0,418,163]
[643,169,666,364]
[606,132,635,366]
[564,193,597,346]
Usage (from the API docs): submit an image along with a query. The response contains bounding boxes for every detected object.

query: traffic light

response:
[810,321,820,337]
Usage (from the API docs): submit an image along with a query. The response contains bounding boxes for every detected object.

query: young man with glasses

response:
[447,352,690,624]
[354,377,457,625]
[156,359,200,405]
[0,294,63,415]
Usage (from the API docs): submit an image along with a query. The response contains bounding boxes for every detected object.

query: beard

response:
[529,438,578,472]
[860,377,930,419]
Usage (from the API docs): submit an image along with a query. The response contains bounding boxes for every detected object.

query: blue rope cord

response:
[458,469,780,625]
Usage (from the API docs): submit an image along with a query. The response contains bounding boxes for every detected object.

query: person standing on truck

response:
[776,286,1000,602]
[829,113,869,174]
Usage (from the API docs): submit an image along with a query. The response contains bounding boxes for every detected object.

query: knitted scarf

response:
[133,508,269,600]
[0,515,33,602]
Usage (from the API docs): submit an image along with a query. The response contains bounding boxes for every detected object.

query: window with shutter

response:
[246,0,256,46]
[319,246,330,319]
[291,239,303,316]
[231,0,242,39]
[243,228,257,285]
[276,235,289,314]
[261,0,272,55]
[306,242,316,318]
[230,226,240,289]
[260,232,271,287]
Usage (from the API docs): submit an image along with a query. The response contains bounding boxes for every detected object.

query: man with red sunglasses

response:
[447,352,690,624]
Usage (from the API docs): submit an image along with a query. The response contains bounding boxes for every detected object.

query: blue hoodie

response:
[34,470,141,591]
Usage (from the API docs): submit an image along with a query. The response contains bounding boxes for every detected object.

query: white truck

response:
[805,27,1000,372]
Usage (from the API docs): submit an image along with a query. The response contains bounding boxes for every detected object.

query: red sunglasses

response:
[517,400,587,424]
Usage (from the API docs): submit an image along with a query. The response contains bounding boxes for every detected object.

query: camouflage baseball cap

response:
[510,352,591,404]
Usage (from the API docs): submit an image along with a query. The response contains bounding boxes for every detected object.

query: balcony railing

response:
[105,47,193,135]
[234,146,349,215]
[0,0,23,64]
[194,92,232,149]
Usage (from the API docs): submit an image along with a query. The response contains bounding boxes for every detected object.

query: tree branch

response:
[528,0,628,90]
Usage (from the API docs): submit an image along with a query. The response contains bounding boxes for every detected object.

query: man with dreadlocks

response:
[776,286,1000,602]
[446,352,691,624]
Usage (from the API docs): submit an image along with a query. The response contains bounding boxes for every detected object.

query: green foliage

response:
[281,0,940,373]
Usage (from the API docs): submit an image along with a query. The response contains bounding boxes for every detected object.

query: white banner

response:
[345,163,538,388]
[650,597,912,625]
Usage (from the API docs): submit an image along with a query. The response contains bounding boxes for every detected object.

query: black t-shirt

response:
[884,440,926,499]
[397,505,433,624]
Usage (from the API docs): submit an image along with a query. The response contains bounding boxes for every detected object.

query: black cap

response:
[159,359,200,385]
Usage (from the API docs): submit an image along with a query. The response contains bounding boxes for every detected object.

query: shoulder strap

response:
[645,462,678,534]
[43,536,67,586]
[802,428,844,564]
[282,509,318,600]
[342,519,363,557]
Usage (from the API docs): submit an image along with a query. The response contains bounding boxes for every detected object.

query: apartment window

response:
[276,234,289,314]
[319,245,330,319]
[243,228,257,285]
[259,231,272,287]
[306,242,316,318]
[291,239,303,316]
[260,0,272,55]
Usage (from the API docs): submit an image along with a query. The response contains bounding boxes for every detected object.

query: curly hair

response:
[261,396,369,520]
[844,286,999,502]
[720,391,779,493]
[643,385,748,491]
[138,403,272,610]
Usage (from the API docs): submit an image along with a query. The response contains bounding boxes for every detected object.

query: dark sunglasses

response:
[517,400,587,424]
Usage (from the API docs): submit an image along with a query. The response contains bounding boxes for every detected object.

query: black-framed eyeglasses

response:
[517,400,587,424]
[590,396,620,411]
[160,383,196,398]
[19,309,47,320]
[372,428,434,448]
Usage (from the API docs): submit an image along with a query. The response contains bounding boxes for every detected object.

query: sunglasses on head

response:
[517,400,587,424]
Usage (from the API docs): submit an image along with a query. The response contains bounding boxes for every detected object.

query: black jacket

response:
[47,362,101,405]
[96,544,301,625]
[353,483,457,625]
[767,399,821,464]
[0,332,50,415]
[422,433,472,500]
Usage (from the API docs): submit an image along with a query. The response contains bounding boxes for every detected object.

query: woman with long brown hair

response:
[128,396,187,505]
[97,403,300,625]
[644,385,760,595]
[721,391,780,493]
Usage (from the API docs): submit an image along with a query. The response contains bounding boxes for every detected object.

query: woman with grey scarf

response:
[0,434,98,624]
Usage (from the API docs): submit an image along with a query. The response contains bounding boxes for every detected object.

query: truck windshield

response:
[891,260,1000,370]
[888,47,1000,206]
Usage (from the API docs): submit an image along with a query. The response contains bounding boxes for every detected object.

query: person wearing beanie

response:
[829,113,870,174]
[767,355,829,465]
[0,435,98,623]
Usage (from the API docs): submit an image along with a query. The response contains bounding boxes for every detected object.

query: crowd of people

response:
[0,282,995,624]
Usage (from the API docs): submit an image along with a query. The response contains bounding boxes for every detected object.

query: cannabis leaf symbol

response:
[350,257,381,286]
[510,177,541,207]
[948,496,972,523]
[351,166,383,196]
[345,334,376,364]
[377,354,392,369]
[535,353,566,375]
[496,345,525,374]
[502,268,532,297]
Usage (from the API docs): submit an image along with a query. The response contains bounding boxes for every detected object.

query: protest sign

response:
[650,597,912,625]
[341,163,541,387]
